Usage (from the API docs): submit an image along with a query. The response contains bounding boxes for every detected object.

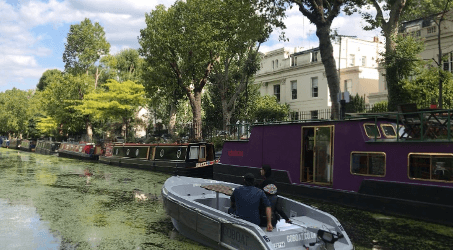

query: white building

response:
[255,37,385,118]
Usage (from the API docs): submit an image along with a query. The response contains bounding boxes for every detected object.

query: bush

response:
[369,101,388,113]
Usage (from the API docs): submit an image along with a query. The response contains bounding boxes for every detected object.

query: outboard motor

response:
[303,229,344,250]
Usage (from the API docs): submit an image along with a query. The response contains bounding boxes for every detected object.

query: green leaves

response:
[63,18,110,75]
[249,95,290,122]
[75,79,146,121]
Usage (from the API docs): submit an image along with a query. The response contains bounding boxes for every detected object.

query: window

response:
[344,79,352,94]
[409,153,453,182]
[311,77,318,97]
[274,84,280,102]
[291,111,299,121]
[294,56,297,66]
[312,52,318,62]
[362,56,366,67]
[380,124,396,138]
[351,152,386,176]
[349,54,355,66]
[272,60,274,69]
[310,110,318,119]
[199,146,206,160]
[428,26,437,34]
[443,52,453,73]
[363,123,381,138]
[275,59,278,68]
[291,80,297,99]
[189,146,199,159]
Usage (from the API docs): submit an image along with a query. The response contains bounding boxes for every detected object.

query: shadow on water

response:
[0,149,209,250]
[286,195,453,250]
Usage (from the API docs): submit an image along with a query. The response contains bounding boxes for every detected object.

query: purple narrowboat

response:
[215,109,453,226]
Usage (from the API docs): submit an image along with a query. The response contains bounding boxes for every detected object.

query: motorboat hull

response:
[162,176,354,250]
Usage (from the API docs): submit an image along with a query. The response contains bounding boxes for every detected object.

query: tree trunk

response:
[382,24,401,111]
[122,117,127,139]
[221,99,233,131]
[168,102,177,136]
[85,119,93,142]
[316,24,340,120]
[189,90,203,141]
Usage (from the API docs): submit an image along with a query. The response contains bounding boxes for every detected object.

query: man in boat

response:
[258,165,291,227]
[229,173,273,231]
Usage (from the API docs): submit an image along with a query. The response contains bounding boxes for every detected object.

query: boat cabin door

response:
[301,126,334,184]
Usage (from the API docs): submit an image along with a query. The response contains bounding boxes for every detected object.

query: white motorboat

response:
[162,176,354,250]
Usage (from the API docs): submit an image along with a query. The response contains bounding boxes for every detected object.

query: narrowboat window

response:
[199,146,206,159]
[381,124,396,138]
[351,152,386,176]
[363,123,381,138]
[189,146,199,159]
[409,154,453,182]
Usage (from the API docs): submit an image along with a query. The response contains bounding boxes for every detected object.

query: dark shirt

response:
[258,177,274,190]
[258,178,290,226]
[230,185,271,226]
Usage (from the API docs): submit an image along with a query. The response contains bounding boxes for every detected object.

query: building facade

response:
[255,37,385,117]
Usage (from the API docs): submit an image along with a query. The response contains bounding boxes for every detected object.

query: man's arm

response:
[266,206,273,232]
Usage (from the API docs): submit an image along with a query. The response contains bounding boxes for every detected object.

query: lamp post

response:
[335,34,356,119]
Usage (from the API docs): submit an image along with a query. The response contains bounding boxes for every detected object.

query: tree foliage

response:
[0,88,31,136]
[39,73,92,136]
[381,35,426,109]
[401,68,453,108]
[249,95,290,122]
[139,0,285,139]
[75,79,146,138]
[63,18,110,76]
[76,79,146,120]
[37,69,62,91]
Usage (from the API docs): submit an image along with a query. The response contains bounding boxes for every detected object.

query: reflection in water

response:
[0,199,61,249]
[0,148,209,250]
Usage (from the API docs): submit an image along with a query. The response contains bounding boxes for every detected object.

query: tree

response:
[211,43,262,130]
[401,68,453,109]
[249,95,290,122]
[75,79,146,140]
[139,0,285,140]
[358,0,415,110]
[203,78,260,130]
[285,0,351,119]
[0,88,31,138]
[99,48,145,85]
[63,18,110,88]
[39,73,91,139]
[402,0,453,108]
[37,69,62,91]
[381,35,426,106]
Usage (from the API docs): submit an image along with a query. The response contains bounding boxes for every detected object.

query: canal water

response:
[0,148,452,250]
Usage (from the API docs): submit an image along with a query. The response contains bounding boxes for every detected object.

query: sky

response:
[0,0,383,93]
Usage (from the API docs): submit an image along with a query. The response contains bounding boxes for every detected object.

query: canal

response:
[0,148,452,250]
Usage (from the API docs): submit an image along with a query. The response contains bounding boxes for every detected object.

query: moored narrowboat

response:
[58,141,102,160]
[1,139,9,148]
[215,109,453,226]
[99,142,218,178]
[8,138,21,149]
[19,139,36,152]
[35,140,61,155]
